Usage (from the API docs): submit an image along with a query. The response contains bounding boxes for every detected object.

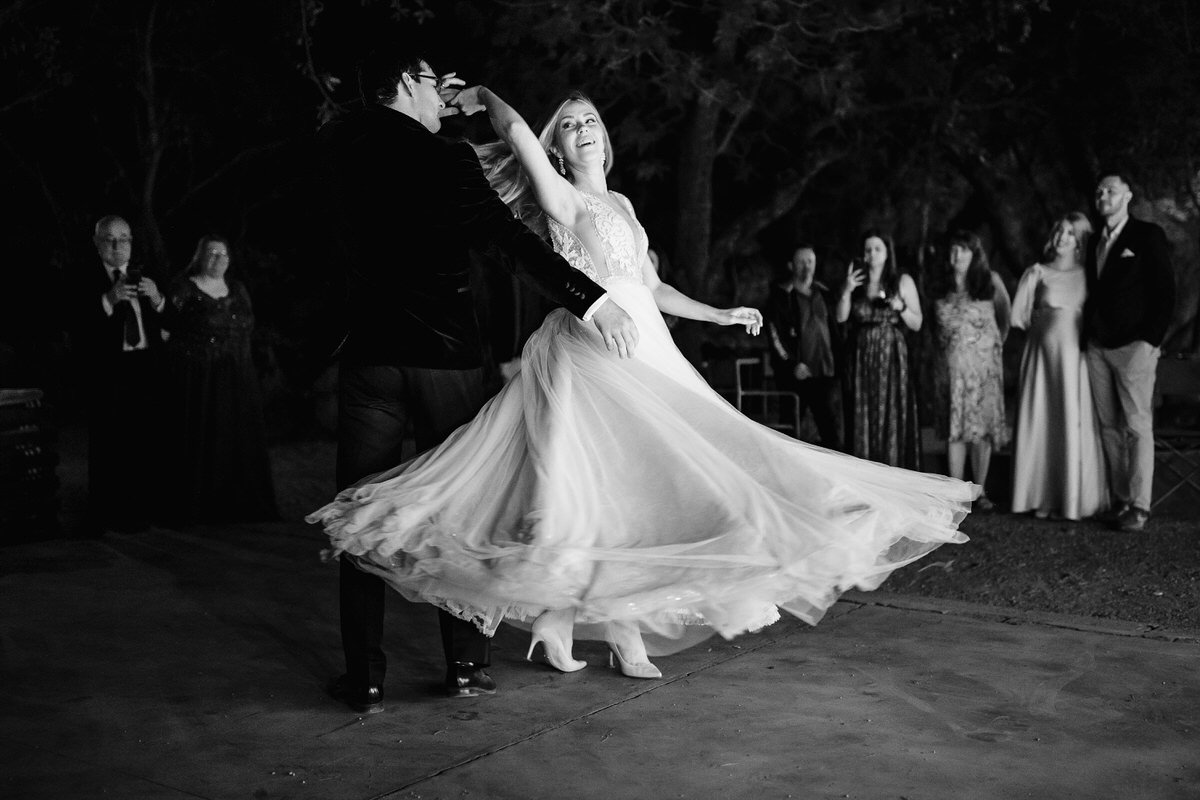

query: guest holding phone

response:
[836,231,923,468]
[75,215,166,534]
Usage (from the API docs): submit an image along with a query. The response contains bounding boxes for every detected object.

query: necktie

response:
[1097,228,1114,275]
[113,270,141,347]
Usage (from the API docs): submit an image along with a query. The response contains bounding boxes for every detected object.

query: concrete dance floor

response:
[1,522,1197,800]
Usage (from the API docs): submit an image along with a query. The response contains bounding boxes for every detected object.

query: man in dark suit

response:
[1084,173,1176,532]
[319,45,638,713]
[79,215,166,533]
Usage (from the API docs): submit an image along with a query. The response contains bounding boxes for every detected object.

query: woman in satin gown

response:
[1010,213,1108,520]
[308,88,976,679]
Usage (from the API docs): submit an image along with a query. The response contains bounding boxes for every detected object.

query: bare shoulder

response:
[608,189,634,208]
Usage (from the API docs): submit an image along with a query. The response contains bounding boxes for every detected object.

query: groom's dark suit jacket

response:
[319,104,605,368]
[1083,215,1175,349]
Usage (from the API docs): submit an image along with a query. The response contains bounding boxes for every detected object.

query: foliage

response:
[2,0,1197,431]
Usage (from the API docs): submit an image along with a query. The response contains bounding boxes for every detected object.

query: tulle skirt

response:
[308,280,975,651]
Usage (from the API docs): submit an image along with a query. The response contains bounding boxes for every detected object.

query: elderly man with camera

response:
[78,215,166,534]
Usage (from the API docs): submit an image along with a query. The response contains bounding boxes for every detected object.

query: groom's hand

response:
[592,300,639,359]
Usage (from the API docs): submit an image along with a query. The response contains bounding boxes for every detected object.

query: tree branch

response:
[711,149,842,268]
[298,0,341,120]
[164,138,291,220]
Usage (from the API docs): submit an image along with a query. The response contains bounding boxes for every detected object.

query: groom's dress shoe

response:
[327,674,384,714]
[446,662,497,698]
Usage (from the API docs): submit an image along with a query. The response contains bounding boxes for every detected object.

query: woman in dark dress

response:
[835,231,923,469]
[161,235,276,524]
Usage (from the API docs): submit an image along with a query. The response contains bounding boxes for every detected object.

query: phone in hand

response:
[125,268,143,293]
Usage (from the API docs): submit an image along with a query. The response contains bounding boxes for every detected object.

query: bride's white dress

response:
[308,190,975,650]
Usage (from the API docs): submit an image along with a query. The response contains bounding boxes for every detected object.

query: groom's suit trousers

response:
[337,362,493,688]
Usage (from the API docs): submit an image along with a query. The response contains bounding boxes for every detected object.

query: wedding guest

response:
[836,232,923,468]
[765,244,841,449]
[76,215,165,534]
[931,231,1010,511]
[1084,173,1176,531]
[160,235,276,525]
[1010,213,1108,520]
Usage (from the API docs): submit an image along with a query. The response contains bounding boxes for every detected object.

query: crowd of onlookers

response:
[61,170,1179,535]
[763,171,1176,532]
[81,215,276,534]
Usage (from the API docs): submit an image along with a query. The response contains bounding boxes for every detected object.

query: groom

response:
[319,44,638,713]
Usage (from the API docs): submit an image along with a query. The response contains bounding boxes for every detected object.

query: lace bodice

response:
[547,190,648,287]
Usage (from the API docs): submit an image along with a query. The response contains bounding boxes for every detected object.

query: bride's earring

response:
[556,153,566,175]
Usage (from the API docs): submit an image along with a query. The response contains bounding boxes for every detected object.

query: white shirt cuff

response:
[101,294,115,316]
[581,293,609,322]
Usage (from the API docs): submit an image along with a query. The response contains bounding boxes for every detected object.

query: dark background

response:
[3,0,1198,436]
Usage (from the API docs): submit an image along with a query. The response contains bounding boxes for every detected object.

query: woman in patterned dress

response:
[309,88,974,681]
[835,232,924,469]
[931,231,1011,512]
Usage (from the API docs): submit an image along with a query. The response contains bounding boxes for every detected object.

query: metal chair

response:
[1151,355,1200,511]
[734,357,801,437]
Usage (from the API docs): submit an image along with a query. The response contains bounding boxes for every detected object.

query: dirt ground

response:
[885,509,1200,634]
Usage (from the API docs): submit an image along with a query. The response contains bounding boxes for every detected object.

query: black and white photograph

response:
[2,1,1198,798]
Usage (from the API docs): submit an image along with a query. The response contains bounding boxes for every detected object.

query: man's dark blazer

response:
[319,104,606,368]
[1084,215,1175,349]
[764,279,837,379]
[75,262,164,366]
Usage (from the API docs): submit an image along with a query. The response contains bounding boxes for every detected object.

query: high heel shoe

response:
[526,609,586,673]
[605,622,662,679]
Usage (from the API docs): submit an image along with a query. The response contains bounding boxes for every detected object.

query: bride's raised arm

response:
[451,86,578,226]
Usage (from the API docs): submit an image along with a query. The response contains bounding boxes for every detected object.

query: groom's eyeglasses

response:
[408,72,443,91]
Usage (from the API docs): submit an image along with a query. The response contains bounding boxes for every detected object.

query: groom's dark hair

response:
[358,44,426,105]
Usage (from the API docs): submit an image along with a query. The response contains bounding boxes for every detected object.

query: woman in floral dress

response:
[931,231,1011,511]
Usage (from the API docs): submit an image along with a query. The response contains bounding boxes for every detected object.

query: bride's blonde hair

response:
[474,91,615,236]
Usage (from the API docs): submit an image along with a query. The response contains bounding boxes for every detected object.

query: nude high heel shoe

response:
[527,609,587,673]
[605,621,662,679]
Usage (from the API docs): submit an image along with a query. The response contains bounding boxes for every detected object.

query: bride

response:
[308,86,975,680]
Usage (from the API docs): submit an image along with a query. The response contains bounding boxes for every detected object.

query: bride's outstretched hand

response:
[716,307,763,335]
[592,300,640,359]
[439,80,486,117]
